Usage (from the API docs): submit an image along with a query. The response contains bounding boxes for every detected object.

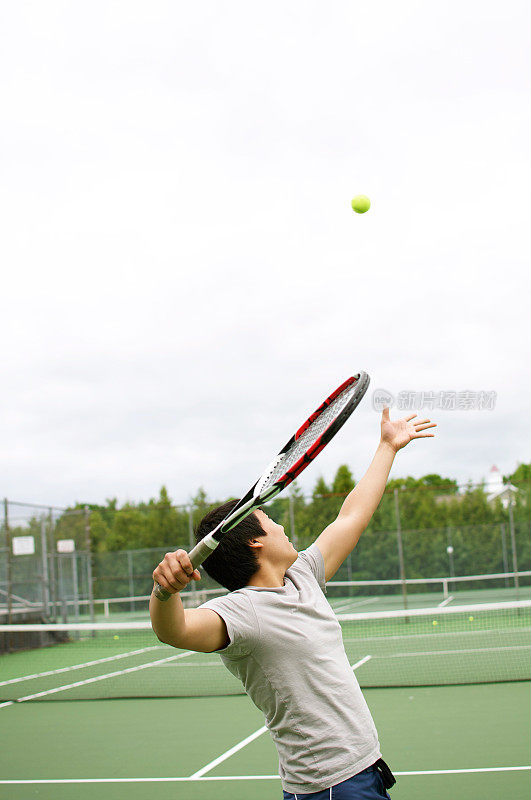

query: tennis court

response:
[1,684,530,800]
[1,601,530,799]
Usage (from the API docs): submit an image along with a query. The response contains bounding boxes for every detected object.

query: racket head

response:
[214,371,370,539]
[254,371,370,494]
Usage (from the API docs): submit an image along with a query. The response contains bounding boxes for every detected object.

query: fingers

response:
[414,422,437,431]
[382,407,390,421]
[412,432,436,438]
[152,550,200,594]
[405,413,417,422]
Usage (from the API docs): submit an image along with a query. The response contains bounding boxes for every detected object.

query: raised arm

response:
[150,549,229,652]
[315,408,436,581]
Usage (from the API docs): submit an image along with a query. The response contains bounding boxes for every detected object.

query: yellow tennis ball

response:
[468,616,474,622]
[113,635,119,640]
[351,195,371,214]
[432,620,438,626]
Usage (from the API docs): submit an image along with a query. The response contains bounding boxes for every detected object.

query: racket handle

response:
[152,534,219,602]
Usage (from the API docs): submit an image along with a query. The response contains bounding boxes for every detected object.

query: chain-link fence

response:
[2,490,530,622]
[0,501,92,623]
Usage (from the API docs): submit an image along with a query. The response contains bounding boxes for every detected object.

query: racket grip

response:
[152,535,219,602]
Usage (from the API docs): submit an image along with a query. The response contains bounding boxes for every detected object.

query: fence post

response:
[446,526,455,591]
[188,506,196,599]
[48,508,57,621]
[508,495,519,600]
[84,506,95,623]
[289,494,297,550]
[40,515,50,616]
[72,551,80,624]
[394,488,408,611]
[500,523,509,586]
[58,554,67,623]
[4,499,12,624]
[127,550,135,612]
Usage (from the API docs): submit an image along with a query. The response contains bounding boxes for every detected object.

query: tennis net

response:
[1,600,529,701]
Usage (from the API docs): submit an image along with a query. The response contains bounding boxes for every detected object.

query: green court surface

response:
[326,584,531,615]
[1,683,530,800]
[1,602,530,798]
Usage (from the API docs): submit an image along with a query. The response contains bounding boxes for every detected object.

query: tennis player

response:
[150,408,436,799]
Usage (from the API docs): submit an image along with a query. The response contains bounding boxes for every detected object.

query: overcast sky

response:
[1,1,529,509]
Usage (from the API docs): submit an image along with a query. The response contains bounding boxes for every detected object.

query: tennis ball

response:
[469,616,474,622]
[432,620,438,626]
[351,195,371,214]
[113,635,119,640]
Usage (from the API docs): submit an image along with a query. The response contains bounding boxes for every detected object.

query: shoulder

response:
[288,543,326,592]
[200,590,259,658]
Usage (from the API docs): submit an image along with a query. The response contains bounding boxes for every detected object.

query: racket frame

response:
[153,371,369,600]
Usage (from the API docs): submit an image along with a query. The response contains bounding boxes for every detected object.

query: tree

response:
[332,465,355,495]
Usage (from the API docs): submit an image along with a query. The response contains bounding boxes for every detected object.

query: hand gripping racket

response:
[153,371,370,600]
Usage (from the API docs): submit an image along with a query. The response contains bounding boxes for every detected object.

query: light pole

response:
[446,545,455,589]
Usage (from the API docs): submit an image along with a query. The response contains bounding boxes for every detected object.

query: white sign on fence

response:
[12,536,35,556]
[57,539,76,554]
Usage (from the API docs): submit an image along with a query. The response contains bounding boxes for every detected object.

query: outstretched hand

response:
[380,407,436,453]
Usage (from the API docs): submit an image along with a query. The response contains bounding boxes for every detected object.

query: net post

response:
[394,488,408,615]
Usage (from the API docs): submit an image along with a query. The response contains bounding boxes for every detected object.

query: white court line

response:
[351,655,372,670]
[333,597,381,613]
[1,766,530,784]
[0,650,194,706]
[377,644,531,659]
[189,726,268,779]
[343,626,531,644]
[438,595,454,607]
[0,646,165,686]
[189,653,372,779]
[160,661,221,668]
[395,766,531,776]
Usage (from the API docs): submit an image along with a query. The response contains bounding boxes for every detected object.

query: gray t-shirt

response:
[200,543,381,794]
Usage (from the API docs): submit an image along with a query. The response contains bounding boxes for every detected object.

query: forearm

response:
[338,441,396,528]
[149,586,186,645]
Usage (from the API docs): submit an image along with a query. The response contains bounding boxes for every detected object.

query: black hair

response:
[195,500,266,591]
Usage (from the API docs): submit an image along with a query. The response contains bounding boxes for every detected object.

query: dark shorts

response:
[282,762,393,800]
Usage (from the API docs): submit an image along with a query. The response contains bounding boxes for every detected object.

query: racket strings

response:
[261,383,358,489]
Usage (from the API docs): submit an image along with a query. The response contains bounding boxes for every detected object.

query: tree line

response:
[3,465,529,589]
[60,463,531,579]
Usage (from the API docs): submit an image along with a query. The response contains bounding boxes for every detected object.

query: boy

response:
[150,408,435,798]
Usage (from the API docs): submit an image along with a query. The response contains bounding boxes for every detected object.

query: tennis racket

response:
[153,371,370,600]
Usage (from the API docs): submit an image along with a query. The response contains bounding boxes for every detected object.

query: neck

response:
[246,562,287,588]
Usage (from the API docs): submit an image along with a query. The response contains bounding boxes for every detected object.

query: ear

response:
[248,539,264,549]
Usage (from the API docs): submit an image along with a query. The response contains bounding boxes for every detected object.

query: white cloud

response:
[1,0,529,506]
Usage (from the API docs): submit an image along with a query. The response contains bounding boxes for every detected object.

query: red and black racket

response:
[154,372,370,600]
